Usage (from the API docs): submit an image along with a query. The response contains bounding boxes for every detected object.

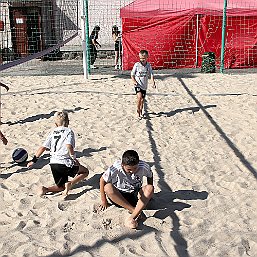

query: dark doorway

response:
[10,7,42,58]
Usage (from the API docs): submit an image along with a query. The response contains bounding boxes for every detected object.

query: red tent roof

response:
[121,0,257,18]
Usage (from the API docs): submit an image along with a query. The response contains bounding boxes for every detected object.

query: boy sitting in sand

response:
[131,50,156,119]
[27,111,89,196]
[98,150,154,229]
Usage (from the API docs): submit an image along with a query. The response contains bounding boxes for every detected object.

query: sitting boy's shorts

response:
[134,86,146,98]
[109,189,140,207]
[50,163,79,187]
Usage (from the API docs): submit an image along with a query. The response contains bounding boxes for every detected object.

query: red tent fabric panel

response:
[122,15,197,70]
[121,0,257,70]
[0,20,4,31]
[197,15,257,68]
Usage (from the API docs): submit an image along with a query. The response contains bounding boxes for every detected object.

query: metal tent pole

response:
[220,0,228,73]
[195,14,199,67]
[82,0,90,79]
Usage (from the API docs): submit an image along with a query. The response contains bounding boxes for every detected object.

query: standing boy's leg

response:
[136,92,143,118]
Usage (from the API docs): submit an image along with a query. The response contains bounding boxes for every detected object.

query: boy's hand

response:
[73,158,80,166]
[27,161,34,168]
[98,202,110,212]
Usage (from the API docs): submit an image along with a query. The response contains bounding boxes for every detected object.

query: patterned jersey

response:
[131,61,153,90]
[43,126,75,167]
[102,160,153,193]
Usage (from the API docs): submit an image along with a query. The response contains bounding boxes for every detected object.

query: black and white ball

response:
[12,148,28,163]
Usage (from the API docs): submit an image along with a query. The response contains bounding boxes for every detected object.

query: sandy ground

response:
[0,60,257,257]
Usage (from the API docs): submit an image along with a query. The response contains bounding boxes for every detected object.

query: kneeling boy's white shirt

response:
[43,126,75,167]
[102,160,153,193]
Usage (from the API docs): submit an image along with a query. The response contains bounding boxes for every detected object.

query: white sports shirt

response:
[131,61,153,90]
[102,160,153,193]
[43,126,75,167]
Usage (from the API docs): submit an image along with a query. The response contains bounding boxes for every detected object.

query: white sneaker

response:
[91,65,97,69]
[115,65,118,69]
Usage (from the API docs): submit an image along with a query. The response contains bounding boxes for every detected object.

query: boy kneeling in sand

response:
[27,111,89,196]
[98,150,154,229]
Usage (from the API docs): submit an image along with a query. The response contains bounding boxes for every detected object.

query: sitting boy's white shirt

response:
[43,126,75,167]
[102,160,153,193]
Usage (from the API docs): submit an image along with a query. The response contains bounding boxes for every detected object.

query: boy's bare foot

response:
[62,182,72,196]
[124,216,138,229]
[137,109,141,118]
[38,186,48,196]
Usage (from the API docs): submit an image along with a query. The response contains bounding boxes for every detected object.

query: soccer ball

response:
[12,148,28,163]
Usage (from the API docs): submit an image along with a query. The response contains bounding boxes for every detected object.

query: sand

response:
[0,61,257,257]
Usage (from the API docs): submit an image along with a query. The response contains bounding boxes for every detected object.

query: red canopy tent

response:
[120,0,257,70]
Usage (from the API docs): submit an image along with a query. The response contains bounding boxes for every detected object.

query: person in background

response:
[112,25,122,69]
[89,25,101,69]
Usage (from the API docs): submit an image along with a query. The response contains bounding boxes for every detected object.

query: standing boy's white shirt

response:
[102,160,153,193]
[43,126,75,167]
[131,62,153,90]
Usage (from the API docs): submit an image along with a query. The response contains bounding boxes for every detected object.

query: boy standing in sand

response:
[27,111,89,196]
[98,150,154,229]
[131,50,156,119]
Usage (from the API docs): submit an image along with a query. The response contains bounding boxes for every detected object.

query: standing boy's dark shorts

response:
[135,86,146,98]
[50,163,79,187]
[109,189,140,207]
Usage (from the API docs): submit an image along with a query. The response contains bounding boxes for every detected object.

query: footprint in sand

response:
[102,218,112,230]
[63,221,75,232]
[18,198,31,209]
[57,202,69,211]
[16,220,26,230]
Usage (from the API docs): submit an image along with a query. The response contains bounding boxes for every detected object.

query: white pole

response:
[195,14,199,67]
[81,0,88,79]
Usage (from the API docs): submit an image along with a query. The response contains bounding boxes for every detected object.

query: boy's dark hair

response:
[122,150,139,166]
[140,49,149,56]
